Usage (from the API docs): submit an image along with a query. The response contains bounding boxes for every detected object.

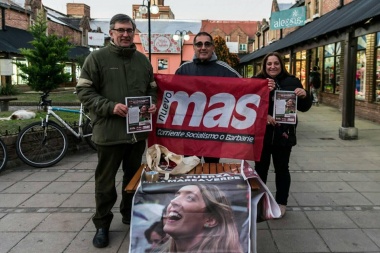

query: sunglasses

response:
[194,41,213,48]
[112,28,135,34]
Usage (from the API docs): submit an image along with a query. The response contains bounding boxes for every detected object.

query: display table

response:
[125,163,280,253]
[125,163,260,193]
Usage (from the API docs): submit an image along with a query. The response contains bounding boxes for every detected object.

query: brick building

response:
[200,20,258,55]
[239,0,380,139]
[0,0,91,88]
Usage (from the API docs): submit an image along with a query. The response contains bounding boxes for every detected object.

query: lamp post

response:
[139,0,159,62]
[173,30,190,66]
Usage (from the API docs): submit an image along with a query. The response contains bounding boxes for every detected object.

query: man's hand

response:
[113,103,128,117]
[148,104,157,114]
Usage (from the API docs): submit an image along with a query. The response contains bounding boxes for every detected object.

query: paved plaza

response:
[1,104,380,252]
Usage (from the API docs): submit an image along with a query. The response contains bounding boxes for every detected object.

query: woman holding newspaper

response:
[255,52,312,218]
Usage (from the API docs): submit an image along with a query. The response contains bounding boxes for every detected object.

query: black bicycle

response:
[0,138,7,172]
[16,92,96,168]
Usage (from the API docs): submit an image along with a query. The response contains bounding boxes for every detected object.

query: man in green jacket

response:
[76,14,157,248]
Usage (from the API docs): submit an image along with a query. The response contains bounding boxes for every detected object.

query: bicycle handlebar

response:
[39,92,52,107]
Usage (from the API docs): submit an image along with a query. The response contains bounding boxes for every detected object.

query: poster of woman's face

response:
[129,174,250,253]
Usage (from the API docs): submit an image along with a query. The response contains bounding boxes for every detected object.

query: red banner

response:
[148,74,269,161]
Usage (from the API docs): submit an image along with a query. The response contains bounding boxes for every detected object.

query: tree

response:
[14,13,72,93]
[213,36,240,70]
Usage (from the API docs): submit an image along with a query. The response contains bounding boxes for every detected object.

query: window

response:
[375,32,380,103]
[323,42,341,94]
[239,44,247,51]
[315,0,319,14]
[225,36,230,42]
[11,58,28,85]
[356,35,367,100]
[295,51,307,88]
[158,59,168,70]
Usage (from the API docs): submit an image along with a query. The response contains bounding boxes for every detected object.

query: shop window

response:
[158,59,168,70]
[356,36,367,100]
[323,42,341,94]
[284,54,290,72]
[295,51,306,88]
[375,32,380,103]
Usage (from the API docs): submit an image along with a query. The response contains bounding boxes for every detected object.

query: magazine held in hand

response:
[273,90,297,124]
[126,96,152,133]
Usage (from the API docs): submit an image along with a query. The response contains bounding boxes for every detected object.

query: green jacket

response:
[76,42,157,145]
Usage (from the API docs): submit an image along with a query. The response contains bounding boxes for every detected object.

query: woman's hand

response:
[267,115,275,125]
[294,88,307,98]
[267,78,275,91]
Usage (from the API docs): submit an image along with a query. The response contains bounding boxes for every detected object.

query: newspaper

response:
[126,96,152,133]
[273,90,297,124]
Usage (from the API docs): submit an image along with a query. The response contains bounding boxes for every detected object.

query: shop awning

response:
[0,26,89,59]
[0,26,33,54]
[240,0,380,64]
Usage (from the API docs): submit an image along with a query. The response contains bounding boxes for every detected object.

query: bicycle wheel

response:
[16,121,68,168]
[0,138,7,172]
[83,118,97,151]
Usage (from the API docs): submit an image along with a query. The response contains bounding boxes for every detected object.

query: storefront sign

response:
[140,34,180,53]
[88,32,104,46]
[270,6,306,30]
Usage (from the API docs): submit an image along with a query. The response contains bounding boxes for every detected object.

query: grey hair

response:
[109,14,136,30]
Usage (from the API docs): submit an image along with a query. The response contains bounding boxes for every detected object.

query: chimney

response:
[67,3,90,18]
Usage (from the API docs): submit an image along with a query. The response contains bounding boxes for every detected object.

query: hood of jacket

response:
[192,52,218,64]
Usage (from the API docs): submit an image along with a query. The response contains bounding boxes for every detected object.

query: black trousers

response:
[254,143,292,205]
[92,141,146,229]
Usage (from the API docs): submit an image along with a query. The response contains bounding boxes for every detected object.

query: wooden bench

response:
[0,96,17,111]
[125,163,260,194]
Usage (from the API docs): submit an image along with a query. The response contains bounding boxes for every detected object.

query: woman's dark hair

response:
[256,52,291,78]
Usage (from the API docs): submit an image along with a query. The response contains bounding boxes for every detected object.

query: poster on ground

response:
[129,173,251,253]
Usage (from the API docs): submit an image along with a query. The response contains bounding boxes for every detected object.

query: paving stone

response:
[319,229,379,252]
[305,210,357,229]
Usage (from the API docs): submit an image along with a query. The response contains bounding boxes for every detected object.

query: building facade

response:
[0,0,91,89]
[239,0,380,138]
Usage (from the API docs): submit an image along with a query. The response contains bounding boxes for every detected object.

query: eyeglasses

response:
[194,41,213,48]
[112,28,135,34]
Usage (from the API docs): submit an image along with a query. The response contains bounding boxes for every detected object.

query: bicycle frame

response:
[42,103,92,139]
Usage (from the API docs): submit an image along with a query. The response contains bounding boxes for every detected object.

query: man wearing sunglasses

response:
[175,32,241,163]
[76,14,157,248]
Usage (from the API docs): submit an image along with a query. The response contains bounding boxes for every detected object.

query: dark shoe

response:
[122,216,130,225]
[93,228,109,248]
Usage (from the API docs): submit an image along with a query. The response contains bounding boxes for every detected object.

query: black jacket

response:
[256,73,312,146]
[175,52,241,77]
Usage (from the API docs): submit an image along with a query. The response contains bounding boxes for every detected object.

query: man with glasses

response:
[175,32,241,163]
[76,14,157,248]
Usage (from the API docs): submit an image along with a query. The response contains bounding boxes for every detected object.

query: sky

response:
[32,0,295,21]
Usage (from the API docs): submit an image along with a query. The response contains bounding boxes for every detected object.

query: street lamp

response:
[139,0,159,62]
[173,30,190,65]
